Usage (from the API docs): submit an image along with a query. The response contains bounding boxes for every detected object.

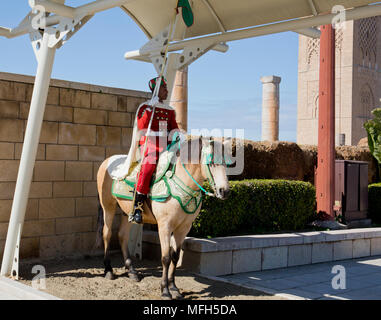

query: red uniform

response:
[136,103,179,194]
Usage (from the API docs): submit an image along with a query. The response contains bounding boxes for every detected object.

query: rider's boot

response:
[129,192,146,224]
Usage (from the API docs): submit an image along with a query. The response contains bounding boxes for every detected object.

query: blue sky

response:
[0,1,299,142]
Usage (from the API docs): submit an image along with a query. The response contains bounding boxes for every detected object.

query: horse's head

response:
[200,137,231,200]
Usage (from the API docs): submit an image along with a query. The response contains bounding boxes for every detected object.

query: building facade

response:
[297,18,381,146]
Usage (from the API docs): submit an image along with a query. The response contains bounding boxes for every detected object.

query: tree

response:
[364,108,381,181]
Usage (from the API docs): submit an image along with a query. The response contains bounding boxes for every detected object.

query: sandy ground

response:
[17,252,284,300]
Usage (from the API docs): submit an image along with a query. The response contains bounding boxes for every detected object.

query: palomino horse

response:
[96,137,230,299]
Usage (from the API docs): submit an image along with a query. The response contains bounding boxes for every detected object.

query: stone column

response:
[260,75,281,141]
[170,67,188,132]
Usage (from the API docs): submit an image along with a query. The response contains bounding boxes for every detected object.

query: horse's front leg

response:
[168,246,182,298]
[168,224,192,299]
[158,225,172,300]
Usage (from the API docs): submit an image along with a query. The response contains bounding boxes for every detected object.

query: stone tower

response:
[297,18,381,146]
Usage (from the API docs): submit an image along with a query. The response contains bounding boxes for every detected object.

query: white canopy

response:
[1,0,379,41]
[120,0,377,39]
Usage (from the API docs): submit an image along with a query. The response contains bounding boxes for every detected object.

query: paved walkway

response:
[0,291,19,300]
[219,255,381,300]
[0,276,60,300]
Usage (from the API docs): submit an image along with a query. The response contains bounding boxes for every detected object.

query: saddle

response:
[111,143,202,214]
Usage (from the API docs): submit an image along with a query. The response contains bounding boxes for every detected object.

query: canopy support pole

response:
[316,24,335,220]
[1,29,57,278]
[1,1,94,277]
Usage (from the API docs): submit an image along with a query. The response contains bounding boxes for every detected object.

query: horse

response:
[95,136,231,299]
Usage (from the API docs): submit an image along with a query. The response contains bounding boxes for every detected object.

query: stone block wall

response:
[0,72,150,260]
[143,229,381,276]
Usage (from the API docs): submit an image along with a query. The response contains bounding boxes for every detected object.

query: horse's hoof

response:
[170,289,183,300]
[105,271,115,280]
[161,289,172,300]
[161,293,172,300]
[128,272,141,282]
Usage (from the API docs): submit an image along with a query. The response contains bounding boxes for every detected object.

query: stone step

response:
[142,228,381,276]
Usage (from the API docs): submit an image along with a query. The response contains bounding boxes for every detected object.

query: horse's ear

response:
[223,137,232,148]
[201,136,210,148]
[223,138,232,157]
[199,135,203,149]
[209,137,215,150]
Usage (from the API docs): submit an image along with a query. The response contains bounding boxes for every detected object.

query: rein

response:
[180,162,215,197]
[177,141,217,198]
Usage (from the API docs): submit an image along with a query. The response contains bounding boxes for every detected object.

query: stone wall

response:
[143,229,381,276]
[0,72,150,260]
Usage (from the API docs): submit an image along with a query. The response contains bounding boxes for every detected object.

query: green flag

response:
[177,0,194,27]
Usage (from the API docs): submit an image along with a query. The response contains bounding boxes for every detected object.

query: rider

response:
[130,77,180,224]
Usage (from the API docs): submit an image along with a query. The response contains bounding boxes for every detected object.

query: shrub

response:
[369,183,381,224]
[364,108,381,181]
[190,179,316,238]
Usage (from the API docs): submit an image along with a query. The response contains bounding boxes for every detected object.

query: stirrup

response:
[128,212,142,224]
[128,213,135,223]
[129,200,144,224]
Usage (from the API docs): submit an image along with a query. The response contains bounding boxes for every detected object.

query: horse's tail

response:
[95,195,104,249]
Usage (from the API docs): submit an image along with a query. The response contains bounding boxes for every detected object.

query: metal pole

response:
[316,24,335,220]
[29,0,134,19]
[1,30,57,277]
[29,0,75,18]
[0,26,11,37]
[124,43,229,61]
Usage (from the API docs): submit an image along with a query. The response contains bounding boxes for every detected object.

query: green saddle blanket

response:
[111,148,202,214]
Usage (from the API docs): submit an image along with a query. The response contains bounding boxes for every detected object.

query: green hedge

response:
[369,183,381,224]
[190,179,316,238]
